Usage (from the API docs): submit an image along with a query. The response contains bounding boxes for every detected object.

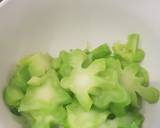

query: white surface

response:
[0,0,160,128]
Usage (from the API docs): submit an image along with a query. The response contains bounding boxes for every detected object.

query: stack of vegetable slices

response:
[4,34,159,128]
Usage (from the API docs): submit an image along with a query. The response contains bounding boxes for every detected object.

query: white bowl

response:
[0,0,160,128]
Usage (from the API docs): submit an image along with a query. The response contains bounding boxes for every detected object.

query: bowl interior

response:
[0,0,160,128]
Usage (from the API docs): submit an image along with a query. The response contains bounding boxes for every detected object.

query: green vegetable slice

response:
[92,69,130,116]
[19,70,71,125]
[19,70,71,111]
[66,102,109,128]
[119,63,159,107]
[61,59,106,110]
[112,34,144,63]
[4,86,24,107]
[100,112,144,128]
[28,53,52,76]
[90,44,111,60]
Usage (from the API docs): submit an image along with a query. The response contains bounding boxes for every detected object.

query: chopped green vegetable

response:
[19,69,71,126]
[92,69,130,116]
[3,34,159,128]
[100,112,144,128]
[90,44,111,60]
[28,53,52,76]
[27,76,42,86]
[119,63,159,107]
[66,102,109,128]
[4,86,24,107]
[112,34,145,63]
[61,54,106,110]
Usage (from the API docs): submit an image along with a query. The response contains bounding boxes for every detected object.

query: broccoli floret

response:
[4,53,53,109]
[90,44,111,60]
[100,112,144,128]
[92,69,130,116]
[19,70,71,125]
[66,102,109,128]
[28,53,53,76]
[4,86,24,108]
[112,34,144,63]
[119,63,159,107]
[61,50,106,110]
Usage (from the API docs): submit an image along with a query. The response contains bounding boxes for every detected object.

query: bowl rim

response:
[0,0,10,8]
